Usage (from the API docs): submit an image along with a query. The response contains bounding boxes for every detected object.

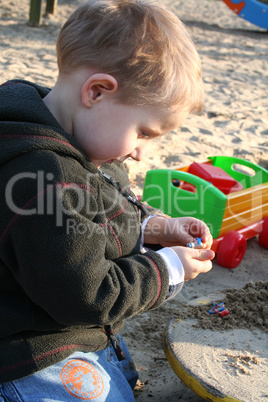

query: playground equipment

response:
[142,156,268,268]
[222,0,268,30]
[28,0,268,29]
[29,0,57,26]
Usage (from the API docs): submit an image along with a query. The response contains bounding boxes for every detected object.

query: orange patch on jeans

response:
[61,359,104,399]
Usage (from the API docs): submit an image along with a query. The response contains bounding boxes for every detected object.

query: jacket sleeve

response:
[1,153,169,329]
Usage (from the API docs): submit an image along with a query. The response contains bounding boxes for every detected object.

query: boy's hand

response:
[170,246,214,281]
[144,216,213,249]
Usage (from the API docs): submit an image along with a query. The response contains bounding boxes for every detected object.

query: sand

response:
[176,281,268,333]
[163,282,268,401]
[0,0,267,400]
[166,317,268,401]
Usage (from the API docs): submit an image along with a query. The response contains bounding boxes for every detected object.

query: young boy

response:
[0,0,214,400]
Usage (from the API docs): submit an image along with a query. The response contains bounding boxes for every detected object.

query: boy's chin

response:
[93,158,126,167]
[93,159,115,167]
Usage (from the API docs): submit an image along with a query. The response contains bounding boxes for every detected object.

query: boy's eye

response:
[138,131,150,139]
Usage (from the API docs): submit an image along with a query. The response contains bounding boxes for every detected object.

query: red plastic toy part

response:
[188,162,243,194]
[258,216,268,249]
[217,231,247,269]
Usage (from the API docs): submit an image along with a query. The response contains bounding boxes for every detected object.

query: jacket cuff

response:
[156,248,184,300]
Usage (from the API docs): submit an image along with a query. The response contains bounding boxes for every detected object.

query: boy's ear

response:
[81,74,118,107]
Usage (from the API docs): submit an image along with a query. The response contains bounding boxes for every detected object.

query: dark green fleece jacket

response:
[0,80,169,382]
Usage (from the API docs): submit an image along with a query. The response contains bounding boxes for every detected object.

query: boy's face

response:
[73,97,187,168]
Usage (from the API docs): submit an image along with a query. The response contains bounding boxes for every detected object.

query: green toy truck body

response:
[142,156,268,268]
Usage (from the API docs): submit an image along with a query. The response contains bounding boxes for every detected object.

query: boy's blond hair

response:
[57,0,203,113]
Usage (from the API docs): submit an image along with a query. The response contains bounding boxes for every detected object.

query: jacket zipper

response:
[105,325,126,361]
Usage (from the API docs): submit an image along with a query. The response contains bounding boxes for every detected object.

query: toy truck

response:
[142,156,268,268]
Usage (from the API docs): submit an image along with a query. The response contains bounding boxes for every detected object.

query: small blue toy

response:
[187,237,203,249]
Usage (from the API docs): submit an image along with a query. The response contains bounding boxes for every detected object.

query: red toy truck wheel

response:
[258,216,268,249]
[217,231,247,269]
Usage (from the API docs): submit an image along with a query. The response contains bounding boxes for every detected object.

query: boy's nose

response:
[129,143,148,162]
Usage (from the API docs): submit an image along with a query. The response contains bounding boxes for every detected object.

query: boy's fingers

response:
[202,234,213,249]
[194,249,215,261]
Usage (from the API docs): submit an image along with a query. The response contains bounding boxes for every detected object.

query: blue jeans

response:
[0,335,138,401]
